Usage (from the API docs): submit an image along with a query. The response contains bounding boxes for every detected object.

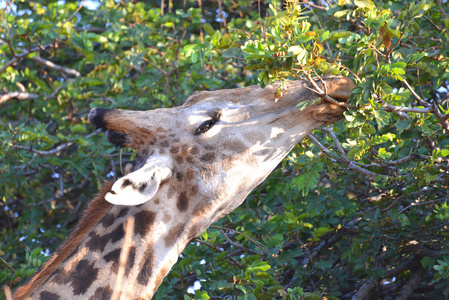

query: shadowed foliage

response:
[1,0,449,299]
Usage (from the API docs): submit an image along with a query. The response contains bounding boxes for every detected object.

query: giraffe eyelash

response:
[195,119,217,135]
[194,111,221,135]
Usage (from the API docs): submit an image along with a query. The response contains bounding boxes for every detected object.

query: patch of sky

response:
[215,8,227,23]
[41,248,51,256]
[187,280,202,294]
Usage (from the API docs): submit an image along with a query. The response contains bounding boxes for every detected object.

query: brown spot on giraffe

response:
[186,169,195,180]
[188,185,199,198]
[70,259,99,295]
[170,145,180,154]
[38,291,59,300]
[92,286,112,299]
[200,152,216,162]
[176,192,189,212]
[174,155,184,164]
[100,212,115,228]
[136,249,154,286]
[162,213,171,223]
[134,210,156,237]
[85,224,125,252]
[164,223,185,247]
[188,224,202,241]
[116,207,130,219]
[153,266,170,291]
[186,155,195,164]
[104,246,136,275]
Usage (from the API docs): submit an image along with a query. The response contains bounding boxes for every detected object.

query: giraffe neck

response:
[14,182,214,300]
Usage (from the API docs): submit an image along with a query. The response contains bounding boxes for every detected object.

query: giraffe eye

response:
[195,119,216,135]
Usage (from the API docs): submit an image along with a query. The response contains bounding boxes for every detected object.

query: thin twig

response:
[59,0,87,33]
[214,226,283,267]
[352,276,377,300]
[323,126,345,155]
[382,102,432,113]
[302,0,326,11]
[0,256,15,273]
[307,133,384,180]
[0,92,39,104]
[9,128,100,156]
[301,70,352,108]
[31,56,81,77]
[0,81,67,105]
[399,198,447,214]
[195,239,243,268]
[402,79,430,107]
[395,266,425,300]
[0,41,55,74]
[437,0,449,37]
[11,143,74,156]
[220,230,262,255]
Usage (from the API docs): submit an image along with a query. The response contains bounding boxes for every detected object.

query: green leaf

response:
[320,31,331,42]
[203,23,215,36]
[212,31,221,47]
[373,109,390,128]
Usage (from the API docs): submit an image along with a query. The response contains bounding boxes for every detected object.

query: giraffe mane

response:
[13,181,114,300]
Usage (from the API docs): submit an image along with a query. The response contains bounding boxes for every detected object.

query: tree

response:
[1,0,448,299]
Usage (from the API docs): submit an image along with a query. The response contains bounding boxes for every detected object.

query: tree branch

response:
[322,126,346,155]
[352,276,378,300]
[11,143,75,156]
[31,56,81,77]
[220,230,262,255]
[436,0,449,38]
[307,133,384,180]
[195,239,243,268]
[301,0,326,11]
[402,79,431,107]
[394,266,425,300]
[382,102,432,114]
[0,92,39,105]
[0,40,55,74]
[1,80,70,105]
[302,70,352,108]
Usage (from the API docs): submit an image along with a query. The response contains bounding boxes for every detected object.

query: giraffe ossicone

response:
[105,155,174,205]
[13,76,355,300]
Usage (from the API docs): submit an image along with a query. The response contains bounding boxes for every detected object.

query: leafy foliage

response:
[1,0,449,299]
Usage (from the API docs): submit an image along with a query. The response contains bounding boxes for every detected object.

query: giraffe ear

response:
[105,157,173,206]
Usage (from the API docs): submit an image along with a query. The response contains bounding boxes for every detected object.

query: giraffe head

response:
[88,76,354,223]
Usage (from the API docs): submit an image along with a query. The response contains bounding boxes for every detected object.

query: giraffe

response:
[13,75,355,300]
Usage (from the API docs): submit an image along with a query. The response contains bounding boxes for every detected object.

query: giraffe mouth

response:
[88,108,145,174]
